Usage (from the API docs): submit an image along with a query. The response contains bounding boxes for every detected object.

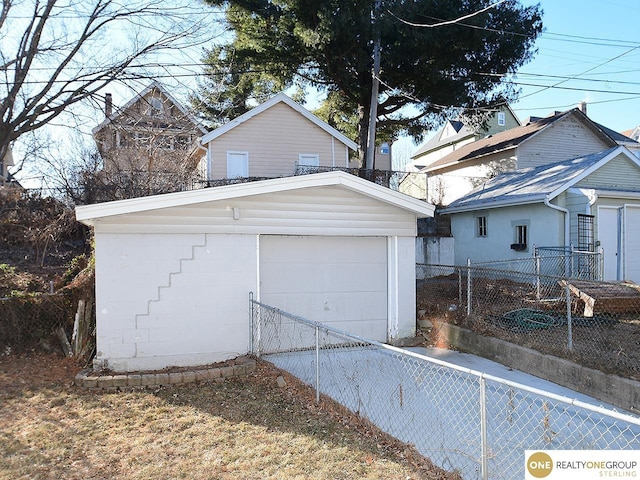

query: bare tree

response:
[0,0,217,164]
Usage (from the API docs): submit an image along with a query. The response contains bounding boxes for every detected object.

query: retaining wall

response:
[438,322,640,414]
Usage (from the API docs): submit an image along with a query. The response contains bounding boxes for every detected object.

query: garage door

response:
[259,235,388,342]
[624,205,640,283]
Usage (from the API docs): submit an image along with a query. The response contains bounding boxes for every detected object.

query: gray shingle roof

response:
[440,147,625,213]
[425,108,619,173]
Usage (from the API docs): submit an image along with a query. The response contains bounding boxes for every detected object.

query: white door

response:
[227,151,248,178]
[259,235,388,342]
[623,205,640,283]
[598,206,620,281]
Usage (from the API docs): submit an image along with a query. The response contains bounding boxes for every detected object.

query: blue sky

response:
[509,0,640,132]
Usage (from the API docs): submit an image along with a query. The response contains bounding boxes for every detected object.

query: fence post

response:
[534,245,541,301]
[565,282,573,351]
[479,375,489,480]
[249,292,254,355]
[467,259,472,316]
[599,247,604,281]
[458,267,462,306]
[315,325,320,403]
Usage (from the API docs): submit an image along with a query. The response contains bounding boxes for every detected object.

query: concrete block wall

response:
[95,232,258,372]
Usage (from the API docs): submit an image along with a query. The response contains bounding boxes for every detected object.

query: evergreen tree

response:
[195,0,543,164]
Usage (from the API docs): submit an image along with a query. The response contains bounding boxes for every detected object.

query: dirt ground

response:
[0,352,459,480]
[417,275,640,381]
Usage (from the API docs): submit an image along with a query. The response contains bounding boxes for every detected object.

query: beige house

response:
[200,93,358,182]
[93,82,207,188]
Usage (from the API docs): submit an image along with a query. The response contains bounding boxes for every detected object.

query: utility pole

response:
[365,0,381,171]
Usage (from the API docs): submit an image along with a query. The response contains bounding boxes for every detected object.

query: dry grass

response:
[0,353,459,480]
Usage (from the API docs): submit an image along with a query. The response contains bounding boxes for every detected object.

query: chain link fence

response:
[417,263,640,381]
[250,296,640,480]
[469,246,603,281]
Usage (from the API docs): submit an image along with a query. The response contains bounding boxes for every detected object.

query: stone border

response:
[75,357,256,390]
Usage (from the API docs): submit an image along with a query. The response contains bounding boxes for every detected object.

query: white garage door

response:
[259,235,388,342]
[624,205,640,283]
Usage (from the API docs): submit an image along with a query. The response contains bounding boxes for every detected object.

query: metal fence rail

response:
[416,263,640,381]
[470,246,603,281]
[249,296,640,480]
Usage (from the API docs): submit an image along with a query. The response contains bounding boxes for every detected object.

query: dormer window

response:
[497,112,506,126]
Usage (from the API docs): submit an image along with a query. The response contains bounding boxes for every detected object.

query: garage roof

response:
[76,171,434,225]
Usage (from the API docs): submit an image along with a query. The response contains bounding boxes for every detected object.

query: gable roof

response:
[92,81,207,135]
[76,171,434,224]
[411,104,521,161]
[439,146,640,214]
[411,121,476,160]
[200,93,358,151]
[425,108,619,173]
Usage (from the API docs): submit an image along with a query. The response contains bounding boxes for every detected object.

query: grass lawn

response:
[0,353,459,480]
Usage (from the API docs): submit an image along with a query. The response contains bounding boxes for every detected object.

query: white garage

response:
[76,172,434,372]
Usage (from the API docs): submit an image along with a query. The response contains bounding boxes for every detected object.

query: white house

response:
[76,171,435,372]
[439,146,640,282]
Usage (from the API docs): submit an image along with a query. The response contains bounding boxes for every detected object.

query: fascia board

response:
[438,194,547,215]
[333,174,435,217]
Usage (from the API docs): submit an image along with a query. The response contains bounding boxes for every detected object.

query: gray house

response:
[440,146,640,282]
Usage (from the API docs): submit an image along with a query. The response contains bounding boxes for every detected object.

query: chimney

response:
[105,93,113,118]
[578,101,587,115]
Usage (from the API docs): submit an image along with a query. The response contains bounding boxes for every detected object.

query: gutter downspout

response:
[544,196,570,247]
[196,138,210,183]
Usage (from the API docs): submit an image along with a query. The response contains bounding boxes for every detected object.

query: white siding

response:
[518,116,611,169]
[92,186,418,237]
[428,156,516,206]
[623,206,640,282]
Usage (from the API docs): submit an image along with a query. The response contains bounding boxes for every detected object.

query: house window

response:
[156,135,173,150]
[497,112,506,126]
[227,151,249,178]
[577,214,595,252]
[175,135,192,149]
[297,154,319,174]
[149,98,164,117]
[511,224,528,251]
[134,132,152,149]
[476,216,487,237]
[380,142,390,155]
